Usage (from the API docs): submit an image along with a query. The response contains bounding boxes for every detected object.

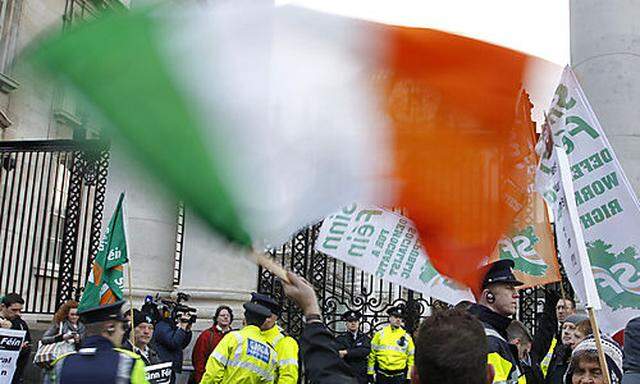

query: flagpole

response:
[128,261,134,347]
[588,307,612,384]
[120,191,135,347]
[253,251,290,284]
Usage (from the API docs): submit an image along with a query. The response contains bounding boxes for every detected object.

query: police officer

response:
[251,293,299,384]
[200,302,278,384]
[336,310,371,384]
[468,259,526,384]
[368,306,415,384]
[46,300,148,384]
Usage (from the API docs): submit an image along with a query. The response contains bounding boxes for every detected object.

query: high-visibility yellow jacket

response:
[540,337,557,377]
[262,326,299,384]
[367,325,415,379]
[201,325,278,384]
[484,327,526,384]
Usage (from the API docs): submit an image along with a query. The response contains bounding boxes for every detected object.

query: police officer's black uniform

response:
[468,259,525,384]
[46,301,148,384]
[335,310,371,384]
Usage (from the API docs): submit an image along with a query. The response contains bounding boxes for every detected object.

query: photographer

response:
[152,299,194,381]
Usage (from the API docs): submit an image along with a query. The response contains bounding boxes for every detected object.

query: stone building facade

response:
[0,1,257,381]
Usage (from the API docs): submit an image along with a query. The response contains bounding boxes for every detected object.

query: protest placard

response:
[0,329,26,384]
[144,361,172,384]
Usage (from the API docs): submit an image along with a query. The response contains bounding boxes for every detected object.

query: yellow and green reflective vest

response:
[262,326,299,384]
[367,325,415,379]
[540,337,557,377]
[201,325,278,384]
[484,327,526,384]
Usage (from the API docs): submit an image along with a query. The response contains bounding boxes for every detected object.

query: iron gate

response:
[0,139,109,314]
[258,224,573,339]
[258,224,441,340]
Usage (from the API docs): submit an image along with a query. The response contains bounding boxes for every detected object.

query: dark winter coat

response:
[152,319,192,373]
[335,330,371,384]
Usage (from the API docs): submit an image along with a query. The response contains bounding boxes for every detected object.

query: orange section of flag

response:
[488,92,560,288]
[380,27,536,292]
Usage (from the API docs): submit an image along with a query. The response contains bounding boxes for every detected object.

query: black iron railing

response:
[0,139,109,313]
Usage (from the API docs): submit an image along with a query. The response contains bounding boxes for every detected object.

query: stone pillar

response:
[570,0,640,195]
[177,211,257,324]
[103,145,177,302]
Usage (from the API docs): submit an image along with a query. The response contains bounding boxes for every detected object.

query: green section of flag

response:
[79,193,129,311]
[29,8,251,246]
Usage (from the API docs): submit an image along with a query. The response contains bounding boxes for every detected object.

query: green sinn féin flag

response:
[79,193,129,311]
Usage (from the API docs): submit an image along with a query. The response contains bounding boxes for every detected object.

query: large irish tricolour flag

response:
[30,2,550,290]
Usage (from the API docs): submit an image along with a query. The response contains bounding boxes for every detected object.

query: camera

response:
[142,292,197,325]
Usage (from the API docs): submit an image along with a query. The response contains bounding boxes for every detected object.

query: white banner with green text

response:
[315,203,474,305]
[536,66,640,334]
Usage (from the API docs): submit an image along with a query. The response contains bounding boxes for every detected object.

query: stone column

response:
[103,145,177,302]
[570,0,640,195]
[177,211,257,324]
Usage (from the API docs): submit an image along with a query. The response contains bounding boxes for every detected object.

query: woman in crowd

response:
[564,336,623,384]
[570,320,593,350]
[190,305,234,383]
[41,300,85,350]
[546,314,589,384]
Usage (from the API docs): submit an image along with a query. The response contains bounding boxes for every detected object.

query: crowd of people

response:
[2,259,640,384]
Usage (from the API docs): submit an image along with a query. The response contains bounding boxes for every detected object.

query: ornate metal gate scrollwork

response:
[258,224,435,340]
[258,223,573,382]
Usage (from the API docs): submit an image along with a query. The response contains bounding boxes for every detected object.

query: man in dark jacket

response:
[281,271,358,384]
[123,309,161,366]
[1,293,32,384]
[622,316,640,384]
[468,260,525,384]
[530,291,575,378]
[336,310,371,384]
[152,306,193,380]
[507,320,543,384]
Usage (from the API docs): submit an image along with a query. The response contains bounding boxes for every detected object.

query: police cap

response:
[342,310,362,322]
[386,306,406,319]
[243,302,272,319]
[78,301,126,324]
[250,292,281,316]
[481,259,524,289]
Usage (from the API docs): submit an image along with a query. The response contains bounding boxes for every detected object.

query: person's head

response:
[214,305,233,329]
[250,293,281,330]
[54,300,79,325]
[570,320,593,349]
[132,309,154,348]
[342,310,361,333]
[0,293,24,320]
[476,260,522,317]
[243,302,272,330]
[454,300,473,311]
[387,307,406,328]
[562,314,589,347]
[556,298,576,323]
[84,320,125,347]
[79,301,127,347]
[507,320,533,361]
[413,309,493,384]
[565,337,623,384]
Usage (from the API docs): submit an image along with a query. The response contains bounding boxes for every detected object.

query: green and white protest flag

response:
[536,67,640,334]
[315,203,474,305]
[79,193,129,311]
